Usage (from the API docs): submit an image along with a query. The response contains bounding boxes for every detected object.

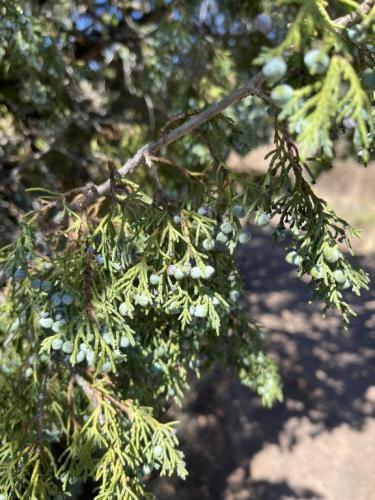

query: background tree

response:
[0,0,374,498]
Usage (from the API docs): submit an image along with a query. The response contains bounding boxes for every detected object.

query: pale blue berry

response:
[203,265,215,279]
[220,222,233,235]
[257,212,270,227]
[14,268,26,281]
[211,296,220,306]
[230,290,241,302]
[136,294,149,307]
[233,205,245,218]
[86,350,95,366]
[52,320,66,333]
[183,261,192,274]
[197,206,209,216]
[101,361,112,373]
[76,350,86,363]
[341,279,351,290]
[323,246,340,264]
[26,253,33,261]
[202,239,215,251]
[119,302,129,316]
[304,49,330,75]
[153,445,163,458]
[216,231,228,243]
[334,269,346,284]
[51,338,63,350]
[189,305,196,316]
[253,13,272,34]
[120,336,130,349]
[41,280,52,292]
[239,231,251,244]
[51,293,62,306]
[96,255,104,265]
[62,341,73,354]
[343,117,356,130]
[25,367,33,378]
[194,305,207,318]
[173,267,185,280]
[173,214,181,224]
[262,57,287,82]
[80,343,89,352]
[310,264,323,280]
[190,267,202,279]
[62,294,73,305]
[271,84,294,106]
[102,333,113,345]
[31,278,42,289]
[143,465,152,476]
[40,317,53,329]
[55,313,63,321]
[167,264,176,276]
[286,251,303,266]
[40,311,49,318]
[150,274,161,285]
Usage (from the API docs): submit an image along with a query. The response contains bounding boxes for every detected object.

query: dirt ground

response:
[153,157,375,500]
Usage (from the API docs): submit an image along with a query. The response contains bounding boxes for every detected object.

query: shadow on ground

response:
[154,227,375,500]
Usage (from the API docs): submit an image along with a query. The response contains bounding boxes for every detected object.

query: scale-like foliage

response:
[0,0,374,498]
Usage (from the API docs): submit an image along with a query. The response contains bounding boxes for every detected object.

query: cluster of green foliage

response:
[0,0,374,498]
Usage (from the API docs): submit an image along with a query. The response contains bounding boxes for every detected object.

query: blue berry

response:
[257,212,270,227]
[253,13,272,34]
[194,304,207,318]
[343,117,356,130]
[211,296,220,306]
[80,343,89,352]
[102,333,113,345]
[51,338,63,350]
[220,222,233,235]
[55,313,63,321]
[135,294,150,307]
[40,311,49,319]
[304,49,330,75]
[101,361,112,373]
[143,465,152,476]
[190,267,202,279]
[41,280,52,292]
[25,367,33,378]
[202,239,215,251]
[183,261,192,274]
[262,57,287,82]
[197,206,209,216]
[31,278,42,289]
[153,445,163,458]
[271,84,294,106]
[233,205,245,218]
[150,273,161,285]
[62,341,73,354]
[96,255,104,265]
[341,279,351,290]
[310,264,323,280]
[52,320,66,333]
[40,317,53,329]
[62,294,73,305]
[51,293,62,306]
[173,267,185,280]
[230,290,241,302]
[173,214,182,224]
[119,302,129,316]
[203,265,215,279]
[26,253,33,261]
[238,231,251,244]
[86,350,95,366]
[286,251,303,266]
[216,232,228,244]
[334,269,346,284]
[323,246,340,264]
[120,336,130,348]
[14,269,26,281]
[167,264,176,276]
[76,350,86,363]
